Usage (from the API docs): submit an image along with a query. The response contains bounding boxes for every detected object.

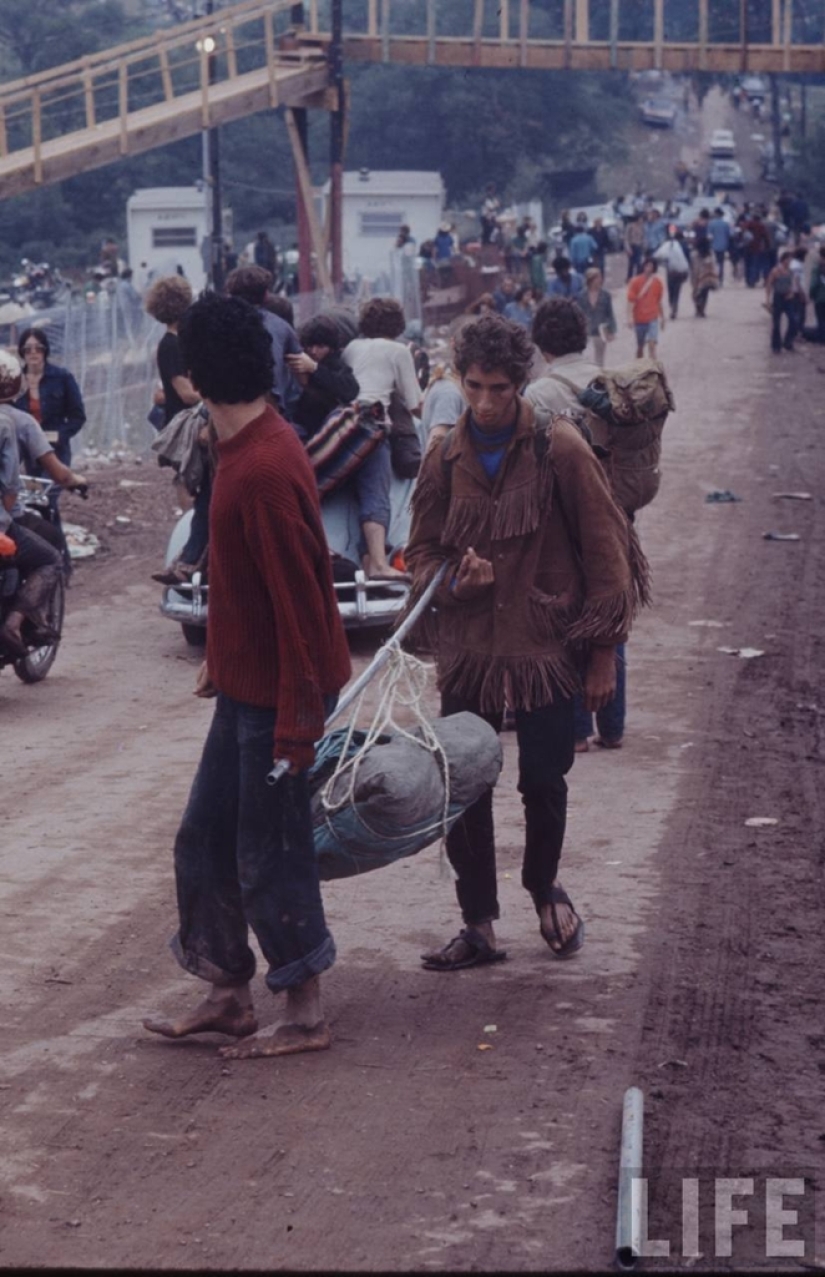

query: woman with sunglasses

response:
[14,328,86,467]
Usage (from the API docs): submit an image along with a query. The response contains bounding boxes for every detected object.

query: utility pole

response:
[329,0,344,293]
[769,72,783,181]
[206,0,223,292]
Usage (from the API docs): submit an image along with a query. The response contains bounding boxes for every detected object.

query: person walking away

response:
[627,256,665,358]
[546,256,584,300]
[578,267,617,367]
[765,251,799,352]
[143,293,350,1059]
[528,242,548,294]
[569,221,598,275]
[590,218,610,278]
[405,314,644,970]
[253,230,277,275]
[643,208,667,257]
[225,266,302,424]
[288,314,360,439]
[145,276,210,587]
[524,299,626,750]
[789,247,808,336]
[503,284,535,329]
[654,226,690,319]
[625,215,645,281]
[690,240,719,317]
[341,297,423,579]
[743,212,771,288]
[708,208,732,285]
[802,244,825,344]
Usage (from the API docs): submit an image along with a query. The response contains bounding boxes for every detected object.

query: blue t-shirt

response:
[709,217,731,252]
[468,417,515,480]
[546,272,584,299]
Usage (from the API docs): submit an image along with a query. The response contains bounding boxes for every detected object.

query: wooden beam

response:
[783,0,792,71]
[500,0,509,41]
[427,0,436,64]
[264,9,279,105]
[82,62,96,129]
[564,0,573,67]
[200,44,210,127]
[368,0,378,38]
[284,105,332,294]
[309,0,319,33]
[609,0,619,68]
[772,0,782,47]
[519,0,529,67]
[119,62,129,154]
[0,105,7,158]
[575,0,589,44]
[473,0,483,66]
[32,89,42,183]
[381,0,390,63]
[698,0,708,70]
[654,0,664,68]
[225,25,238,80]
[159,46,173,103]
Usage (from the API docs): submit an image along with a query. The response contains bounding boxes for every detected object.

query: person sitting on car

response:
[341,297,423,580]
[288,315,360,439]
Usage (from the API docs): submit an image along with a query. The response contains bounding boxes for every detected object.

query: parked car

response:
[640,96,677,128]
[708,160,745,190]
[708,129,736,158]
[157,433,422,644]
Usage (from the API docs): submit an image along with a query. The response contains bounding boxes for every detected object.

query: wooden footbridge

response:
[0,0,820,286]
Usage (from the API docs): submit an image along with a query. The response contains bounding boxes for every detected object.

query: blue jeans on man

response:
[171,694,336,993]
[573,644,626,744]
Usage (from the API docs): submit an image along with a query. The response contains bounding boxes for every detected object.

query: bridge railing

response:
[0,0,319,177]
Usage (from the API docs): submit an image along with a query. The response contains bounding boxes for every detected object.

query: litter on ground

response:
[772,492,812,501]
[62,522,100,559]
[689,619,727,628]
[763,532,801,541]
[705,489,742,503]
[718,646,765,659]
[744,817,779,828]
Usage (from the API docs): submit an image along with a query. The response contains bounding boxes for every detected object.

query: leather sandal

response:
[421,926,508,972]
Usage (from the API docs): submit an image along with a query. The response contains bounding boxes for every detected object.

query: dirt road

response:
[2,158,824,1277]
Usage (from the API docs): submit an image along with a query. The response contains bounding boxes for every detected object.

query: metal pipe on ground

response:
[615,1086,645,1270]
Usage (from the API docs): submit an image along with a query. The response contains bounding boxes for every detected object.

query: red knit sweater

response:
[207,405,351,768]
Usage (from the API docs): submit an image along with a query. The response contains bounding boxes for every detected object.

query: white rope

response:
[320,646,454,855]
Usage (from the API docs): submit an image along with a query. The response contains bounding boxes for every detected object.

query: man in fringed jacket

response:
[406,314,648,971]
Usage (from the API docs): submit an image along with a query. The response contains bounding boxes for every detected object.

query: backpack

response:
[548,359,675,515]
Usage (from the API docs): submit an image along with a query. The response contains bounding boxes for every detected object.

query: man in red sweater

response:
[144,293,351,1058]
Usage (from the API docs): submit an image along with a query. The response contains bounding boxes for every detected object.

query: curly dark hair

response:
[178,293,274,405]
[144,275,193,325]
[452,314,534,386]
[298,315,341,351]
[531,297,587,358]
[225,265,272,306]
[358,296,406,339]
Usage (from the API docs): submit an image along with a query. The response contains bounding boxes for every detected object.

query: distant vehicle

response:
[709,129,736,158]
[739,75,768,102]
[640,97,677,128]
[708,160,745,190]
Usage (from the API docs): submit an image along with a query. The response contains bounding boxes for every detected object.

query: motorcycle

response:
[0,477,85,684]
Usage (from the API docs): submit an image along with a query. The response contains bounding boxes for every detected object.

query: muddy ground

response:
[1,99,824,1273]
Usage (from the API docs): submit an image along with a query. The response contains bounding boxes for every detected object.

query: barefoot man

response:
[144,292,350,1058]
[405,314,645,971]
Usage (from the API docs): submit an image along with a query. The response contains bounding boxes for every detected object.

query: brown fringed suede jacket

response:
[405,398,649,711]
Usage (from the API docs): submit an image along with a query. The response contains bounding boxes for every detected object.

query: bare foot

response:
[143,990,257,1040]
[539,883,584,958]
[218,1020,331,1059]
[366,563,410,582]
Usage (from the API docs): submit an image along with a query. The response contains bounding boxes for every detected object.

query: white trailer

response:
[126,186,210,291]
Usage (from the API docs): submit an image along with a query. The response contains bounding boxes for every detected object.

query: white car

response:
[640,97,677,128]
[708,159,745,190]
[709,129,736,158]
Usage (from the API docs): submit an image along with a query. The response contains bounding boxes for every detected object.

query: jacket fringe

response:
[438,649,581,712]
[409,469,446,517]
[566,586,638,644]
[443,494,490,548]
[627,520,652,608]
[491,479,541,541]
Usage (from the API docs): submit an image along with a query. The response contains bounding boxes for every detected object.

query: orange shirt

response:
[627,273,664,323]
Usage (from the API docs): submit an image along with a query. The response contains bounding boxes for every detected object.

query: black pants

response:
[7,520,62,575]
[15,509,64,556]
[180,468,211,566]
[667,271,686,316]
[441,687,575,926]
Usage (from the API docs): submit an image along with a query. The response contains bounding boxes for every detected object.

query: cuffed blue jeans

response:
[574,644,626,744]
[171,694,335,993]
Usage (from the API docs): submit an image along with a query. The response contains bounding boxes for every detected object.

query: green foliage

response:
[0,0,136,77]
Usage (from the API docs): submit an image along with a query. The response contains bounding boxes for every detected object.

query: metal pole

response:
[294,107,313,294]
[769,72,784,179]
[615,1086,645,1270]
[267,563,448,785]
[330,0,344,294]
[207,0,223,292]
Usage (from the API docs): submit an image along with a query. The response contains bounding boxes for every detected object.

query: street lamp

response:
[196,2,223,292]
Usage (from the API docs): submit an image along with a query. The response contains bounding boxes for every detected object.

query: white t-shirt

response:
[342,338,421,412]
[524,351,601,420]
[4,405,52,518]
[421,376,466,437]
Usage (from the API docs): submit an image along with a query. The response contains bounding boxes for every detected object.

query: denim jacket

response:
[15,362,85,465]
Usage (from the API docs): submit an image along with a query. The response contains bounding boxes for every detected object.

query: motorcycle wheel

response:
[13,576,65,684]
[181,622,206,647]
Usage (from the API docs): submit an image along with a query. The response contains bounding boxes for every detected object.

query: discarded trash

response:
[705,489,742,503]
[483,1025,497,1034]
[118,479,149,488]
[115,515,132,525]
[477,1043,494,1052]
[744,817,779,828]
[772,492,812,501]
[763,532,801,541]
[688,619,726,628]
[658,1058,689,1069]
[718,646,765,659]
[63,522,100,559]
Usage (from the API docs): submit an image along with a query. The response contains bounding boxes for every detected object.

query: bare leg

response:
[362,520,408,580]
[218,975,331,1059]
[143,982,258,1039]
[647,340,658,359]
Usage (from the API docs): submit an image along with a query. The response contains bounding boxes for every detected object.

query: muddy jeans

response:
[441,688,575,926]
[171,694,335,993]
